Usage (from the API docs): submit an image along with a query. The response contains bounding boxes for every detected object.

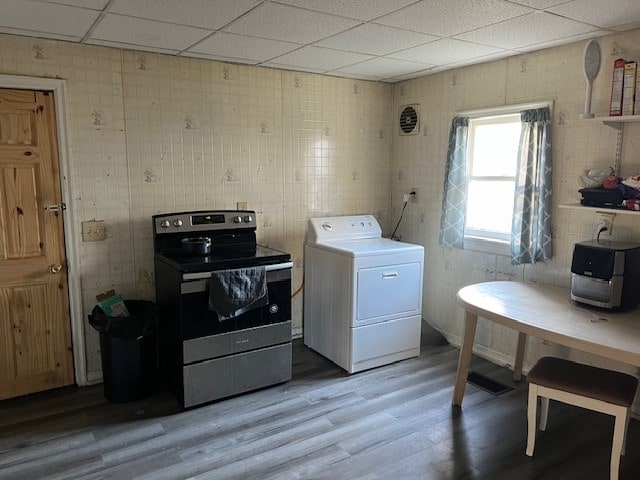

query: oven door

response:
[179,262,292,340]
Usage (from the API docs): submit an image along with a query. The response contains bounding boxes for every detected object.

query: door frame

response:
[0,74,87,386]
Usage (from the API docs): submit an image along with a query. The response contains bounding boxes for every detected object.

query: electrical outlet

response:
[410,187,418,203]
[82,220,106,242]
[595,213,614,237]
[237,201,248,210]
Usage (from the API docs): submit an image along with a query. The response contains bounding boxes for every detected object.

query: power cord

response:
[596,226,608,242]
[391,190,416,240]
[391,200,408,240]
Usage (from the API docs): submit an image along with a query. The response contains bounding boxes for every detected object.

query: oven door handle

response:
[182,261,293,281]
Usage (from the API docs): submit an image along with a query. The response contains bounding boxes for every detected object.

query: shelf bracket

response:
[614,127,624,175]
[602,121,624,130]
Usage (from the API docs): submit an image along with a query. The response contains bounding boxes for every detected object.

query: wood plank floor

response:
[1,336,639,479]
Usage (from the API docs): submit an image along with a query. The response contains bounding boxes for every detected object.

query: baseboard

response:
[441,331,531,375]
[85,369,103,385]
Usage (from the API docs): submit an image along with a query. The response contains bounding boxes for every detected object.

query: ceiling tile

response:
[0,26,79,41]
[315,24,438,56]
[182,51,259,65]
[84,38,180,55]
[515,30,609,52]
[445,50,518,68]
[42,0,109,9]
[89,13,211,50]
[189,32,300,62]
[547,0,640,30]
[273,0,419,21]
[454,11,598,50]
[323,70,382,81]
[110,0,261,30]
[224,2,359,44]
[390,38,506,65]
[267,46,372,71]
[260,62,326,74]
[384,67,438,82]
[0,0,100,38]
[375,0,533,37]
[335,57,432,78]
[507,0,572,7]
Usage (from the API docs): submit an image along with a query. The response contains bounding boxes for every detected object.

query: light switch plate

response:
[237,201,248,210]
[82,220,106,242]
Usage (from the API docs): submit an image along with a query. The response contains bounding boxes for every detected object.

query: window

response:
[440,102,552,264]
[464,114,521,254]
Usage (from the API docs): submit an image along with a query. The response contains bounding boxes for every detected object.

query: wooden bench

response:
[526,356,638,480]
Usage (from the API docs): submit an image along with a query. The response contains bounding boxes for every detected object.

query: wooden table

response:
[453,281,640,406]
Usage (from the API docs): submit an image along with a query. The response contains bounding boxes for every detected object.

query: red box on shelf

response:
[610,58,626,116]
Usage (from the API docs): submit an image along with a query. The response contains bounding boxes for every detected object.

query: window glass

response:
[464,113,520,248]
[469,120,520,177]
[466,180,516,238]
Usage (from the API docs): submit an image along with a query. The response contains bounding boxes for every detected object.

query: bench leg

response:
[622,411,630,456]
[611,407,628,480]
[539,397,549,431]
[526,385,538,456]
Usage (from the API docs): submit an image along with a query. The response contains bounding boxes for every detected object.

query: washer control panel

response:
[307,215,381,244]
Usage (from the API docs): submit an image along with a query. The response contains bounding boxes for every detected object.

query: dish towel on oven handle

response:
[208,266,268,320]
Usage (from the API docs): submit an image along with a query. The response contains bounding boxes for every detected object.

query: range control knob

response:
[244,215,253,223]
[233,216,243,223]
[160,220,170,228]
[173,219,183,227]
[269,304,279,314]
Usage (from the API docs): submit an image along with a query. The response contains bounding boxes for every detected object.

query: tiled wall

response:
[0,33,392,380]
[390,29,640,380]
[4,27,640,387]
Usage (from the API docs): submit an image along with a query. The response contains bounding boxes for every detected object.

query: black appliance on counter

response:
[571,239,640,311]
[153,210,292,408]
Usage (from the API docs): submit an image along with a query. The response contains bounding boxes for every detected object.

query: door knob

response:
[50,263,63,274]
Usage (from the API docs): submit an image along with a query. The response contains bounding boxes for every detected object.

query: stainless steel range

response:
[153,210,292,408]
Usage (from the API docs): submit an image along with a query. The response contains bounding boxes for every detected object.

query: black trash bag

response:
[89,300,159,340]
[89,299,159,402]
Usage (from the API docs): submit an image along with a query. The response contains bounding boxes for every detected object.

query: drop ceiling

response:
[1,0,639,82]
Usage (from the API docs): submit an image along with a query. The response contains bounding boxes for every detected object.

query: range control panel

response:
[153,210,256,234]
[306,215,382,244]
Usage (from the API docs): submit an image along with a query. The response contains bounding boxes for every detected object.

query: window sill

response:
[464,236,510,257]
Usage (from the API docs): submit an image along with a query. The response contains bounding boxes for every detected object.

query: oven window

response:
[179,278,291,339]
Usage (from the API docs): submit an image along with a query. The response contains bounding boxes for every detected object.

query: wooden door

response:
[0,88,74,400]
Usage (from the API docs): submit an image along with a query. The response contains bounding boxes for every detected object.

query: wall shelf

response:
[581,115,640,173]
[559,203,640,216]
[582,115,640,130]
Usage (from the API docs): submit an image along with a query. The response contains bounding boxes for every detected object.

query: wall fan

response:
[399,104,419,135]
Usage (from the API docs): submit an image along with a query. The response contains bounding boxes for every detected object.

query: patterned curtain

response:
[439,116,469,248]
[510,107,552,264]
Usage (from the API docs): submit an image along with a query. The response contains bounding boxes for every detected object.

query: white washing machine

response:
[304,215,424,373]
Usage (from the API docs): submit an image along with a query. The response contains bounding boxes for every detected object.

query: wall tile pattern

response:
[3,28,640,394]
[391,30,640,392]
[0,34,391,378]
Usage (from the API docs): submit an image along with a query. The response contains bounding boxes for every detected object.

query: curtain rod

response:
[456,100,553,118]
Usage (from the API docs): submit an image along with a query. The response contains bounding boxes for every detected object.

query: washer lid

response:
[309,237,424,257]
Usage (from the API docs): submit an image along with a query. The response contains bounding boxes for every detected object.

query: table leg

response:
[513,331,527,381]
[452,310,478,407]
